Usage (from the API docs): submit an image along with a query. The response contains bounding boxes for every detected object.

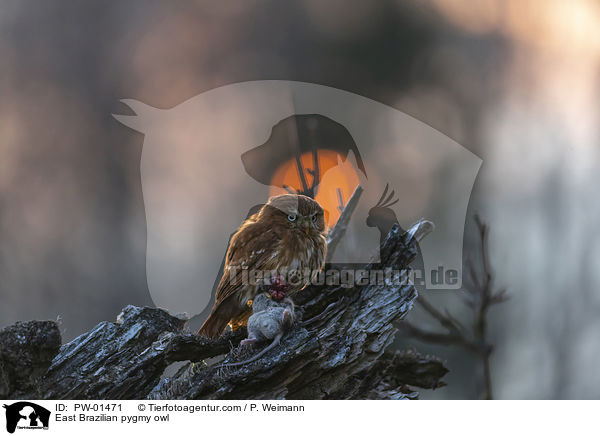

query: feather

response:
[198,194,327,339]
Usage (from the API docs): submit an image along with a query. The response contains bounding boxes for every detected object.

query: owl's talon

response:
[240,338,257,346]
[228,320,247,331]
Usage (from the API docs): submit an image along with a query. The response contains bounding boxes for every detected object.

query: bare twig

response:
[397,214,508,399]
[295,154,310,195]
[326,184,363,261]
[310,148,319,194]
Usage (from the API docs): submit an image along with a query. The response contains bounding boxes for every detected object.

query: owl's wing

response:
[216,220,283,305]
[198,218,285,338]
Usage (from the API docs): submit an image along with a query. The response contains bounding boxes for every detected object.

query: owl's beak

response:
[301,218,310,234]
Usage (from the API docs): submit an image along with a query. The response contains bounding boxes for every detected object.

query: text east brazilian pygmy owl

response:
[198,194,327,339]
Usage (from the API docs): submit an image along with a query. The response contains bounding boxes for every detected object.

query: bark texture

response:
[0,221,446,400]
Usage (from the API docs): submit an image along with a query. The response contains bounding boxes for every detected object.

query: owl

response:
[198,194,327,339]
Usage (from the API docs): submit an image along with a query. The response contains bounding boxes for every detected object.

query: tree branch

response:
[397,214,508,399]
[0,200,445,400]
[326,184,363,261]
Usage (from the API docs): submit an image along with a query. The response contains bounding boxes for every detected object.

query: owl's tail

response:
[198,298,244,339]
[197,311,230,339]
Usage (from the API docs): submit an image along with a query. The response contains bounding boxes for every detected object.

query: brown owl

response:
[198,194,327,339]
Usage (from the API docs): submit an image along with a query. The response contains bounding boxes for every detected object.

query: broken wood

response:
[0,218,445,400]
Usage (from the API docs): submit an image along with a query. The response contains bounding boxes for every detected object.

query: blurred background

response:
[1,0,599,399]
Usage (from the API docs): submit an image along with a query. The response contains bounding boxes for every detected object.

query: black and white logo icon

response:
[3,402,50,433]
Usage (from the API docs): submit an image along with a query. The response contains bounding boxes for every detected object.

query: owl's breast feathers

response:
[278,231,327,290]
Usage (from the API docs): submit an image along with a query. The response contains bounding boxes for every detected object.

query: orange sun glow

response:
[269,150,360,227]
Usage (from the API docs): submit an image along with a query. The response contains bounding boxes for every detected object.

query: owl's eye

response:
[311,215,317,222]
[287,214,297,222]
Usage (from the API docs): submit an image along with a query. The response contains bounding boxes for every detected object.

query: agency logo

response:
[3,402,50,433]
[114,80,481,317]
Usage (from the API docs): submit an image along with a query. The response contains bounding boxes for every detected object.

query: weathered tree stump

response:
[0,220,446,400]
[0,320,61,398]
